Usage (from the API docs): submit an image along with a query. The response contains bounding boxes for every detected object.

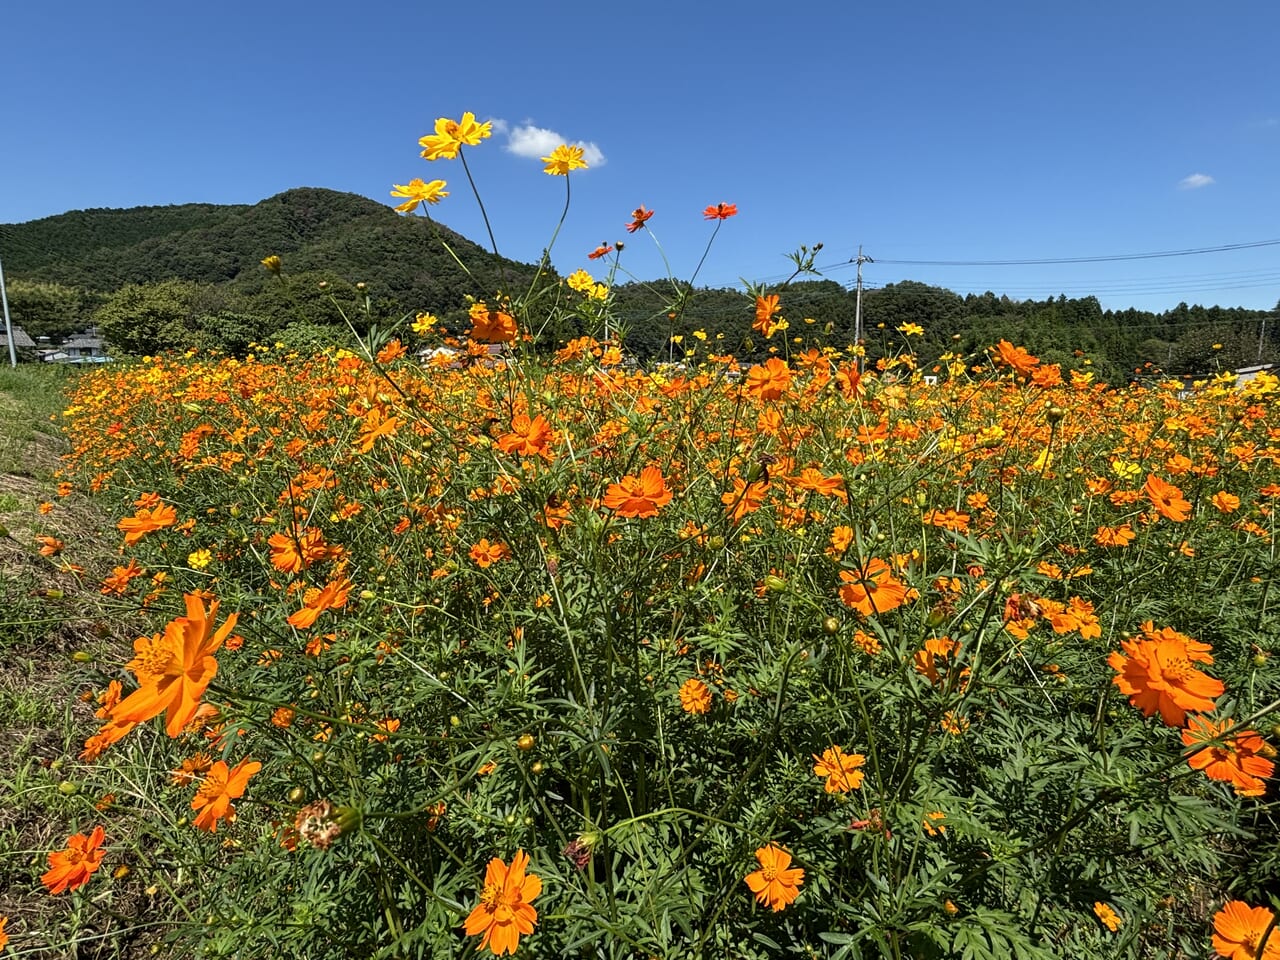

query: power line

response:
[869,237,1280,267]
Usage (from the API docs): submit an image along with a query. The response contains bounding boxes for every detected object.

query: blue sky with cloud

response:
[1,0,1277,312]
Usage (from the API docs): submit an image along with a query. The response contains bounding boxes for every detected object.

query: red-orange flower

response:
[993,340,1039,377]
[1108,633,1224,727]
[602,465,673,518]
[463,849,542,956]
[117,502,177,546]
[744,844,803,912]
[192,758,262,832]
[839,558,914,617]
[111,592,238,738]
[1182,716,1275,797]
[41,826,106,894]
[1212,900,1280,960]
[587,243,614,260]
[703,202,738,220]
[625,206,654,232]
[1144,473,1191,522]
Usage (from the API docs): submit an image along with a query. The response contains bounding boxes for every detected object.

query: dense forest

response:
[3,188,1276,383]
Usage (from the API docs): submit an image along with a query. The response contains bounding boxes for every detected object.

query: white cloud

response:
[501,121,606,168]
[1178,172,1215,190]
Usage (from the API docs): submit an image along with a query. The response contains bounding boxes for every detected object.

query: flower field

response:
[18,115,1280,959]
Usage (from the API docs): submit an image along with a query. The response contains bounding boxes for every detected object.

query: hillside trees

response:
[4,279,97,341]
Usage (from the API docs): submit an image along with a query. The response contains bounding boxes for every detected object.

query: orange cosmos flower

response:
[1093,902,1123,932]
[101,559,145,595]
[463,849,542,956]
[587,243,614,260]
[191,758,262,832]
[42,826,106,894]
[753,294,782,337]
[111,592,238,738]
[1182,716,1275,797]
[36,535,64,557]
[721,476,769,523]
[744,844,803,912]
[839,558,914,617]
[625,205,654,232]
[287,576,352,629]
[1211,491,1241,514]
[602,465,673,518]
[923,508,970,533]
[992,340,1039,377]
[468,303,517,344]
[703,202,738,220]
[744,357,792,401]
[497,413,555,459]
[1094,524,1136,547]
[812,745,866,793]
[1212,900,1280,960]
[469,538,512,568]
[678,677,712,715]
[117,501,177,546]
[1144,473,1191,522]
[1108,634,1224,727]
[268,527,331,574]
[0,916,7,951]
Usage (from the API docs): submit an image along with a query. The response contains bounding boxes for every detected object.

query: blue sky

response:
[2,0,1277,313]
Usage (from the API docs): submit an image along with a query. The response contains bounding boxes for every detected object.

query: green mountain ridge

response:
[2,189,1277,381]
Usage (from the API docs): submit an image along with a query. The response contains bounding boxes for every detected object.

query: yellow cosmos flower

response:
[541,144,588,176]
[419,112,492,161]
[566,269,596,293]
[390,178,449,213]
[411,312,439,336]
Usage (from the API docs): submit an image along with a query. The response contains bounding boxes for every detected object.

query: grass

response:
[0,361,149,959]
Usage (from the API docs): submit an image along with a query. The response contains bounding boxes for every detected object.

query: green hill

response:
[1,187,532,302]
[2,190,1276,380]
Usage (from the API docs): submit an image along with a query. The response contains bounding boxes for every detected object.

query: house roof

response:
[3,324,36,349]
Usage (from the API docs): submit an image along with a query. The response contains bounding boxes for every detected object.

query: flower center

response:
[761,865,778,882]
[480,882,501,910]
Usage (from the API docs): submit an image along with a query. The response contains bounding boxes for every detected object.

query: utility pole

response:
[853,245,873,372]
[1,249,15,368]
[1259,317,1267,364]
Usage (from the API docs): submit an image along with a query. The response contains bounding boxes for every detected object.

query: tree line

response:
[3,189,1275,381]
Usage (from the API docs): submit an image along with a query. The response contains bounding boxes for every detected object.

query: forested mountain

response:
[3,190,1276,382]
